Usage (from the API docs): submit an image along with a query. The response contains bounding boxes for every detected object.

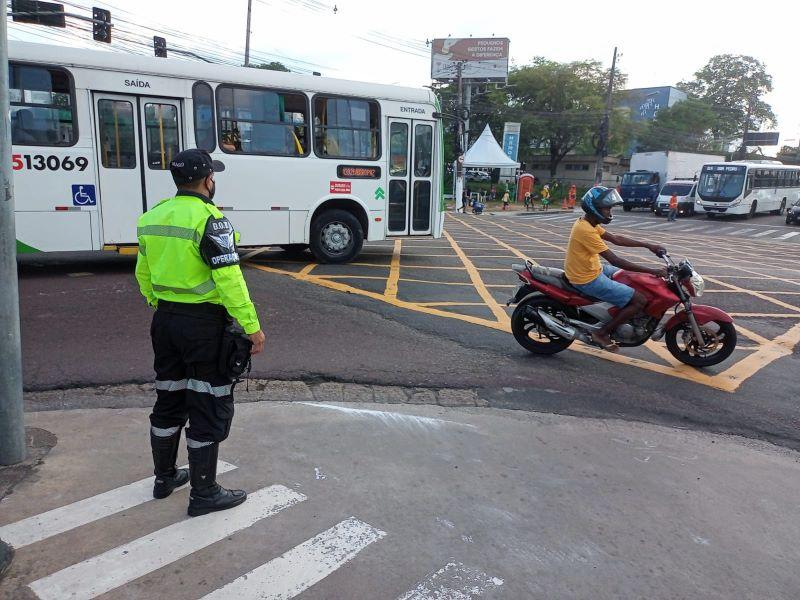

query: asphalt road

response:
[17,209,800,449]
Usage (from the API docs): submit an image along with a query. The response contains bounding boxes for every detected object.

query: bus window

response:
[98,100,136,169]
[313,96,380,160]
[389,122,408,176]
[192,82,215,152]
[216,85,308,156]
[144,103,179,170]
[414,124,432,177]
[9,64,75,146]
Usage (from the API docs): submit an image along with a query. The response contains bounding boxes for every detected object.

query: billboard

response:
[501,122,521,177]
[431,38,510,82]
[620,87,687,122]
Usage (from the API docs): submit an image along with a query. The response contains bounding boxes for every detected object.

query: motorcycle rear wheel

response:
[665,320,737,367]
[511,297,575,355]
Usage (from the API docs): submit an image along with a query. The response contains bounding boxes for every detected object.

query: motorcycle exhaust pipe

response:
[535,309,579,340]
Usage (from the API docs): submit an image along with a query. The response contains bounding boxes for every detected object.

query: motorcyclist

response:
[564,186,668,351]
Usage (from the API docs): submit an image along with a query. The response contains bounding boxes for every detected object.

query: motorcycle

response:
[507,254,737,367]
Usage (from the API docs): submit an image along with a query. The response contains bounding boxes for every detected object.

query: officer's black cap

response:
[170,149,225,185]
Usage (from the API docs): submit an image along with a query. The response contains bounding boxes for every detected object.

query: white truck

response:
[619,151,725,211]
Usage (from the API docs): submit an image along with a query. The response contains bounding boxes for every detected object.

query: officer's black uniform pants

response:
[149,303,235,444]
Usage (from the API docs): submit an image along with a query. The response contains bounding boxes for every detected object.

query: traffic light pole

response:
[0,1,27,466]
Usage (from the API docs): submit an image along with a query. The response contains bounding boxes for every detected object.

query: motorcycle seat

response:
[513,264,601,302]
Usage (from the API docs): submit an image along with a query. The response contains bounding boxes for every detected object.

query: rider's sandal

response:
[590,334,619,353]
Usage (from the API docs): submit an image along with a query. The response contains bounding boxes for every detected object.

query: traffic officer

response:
[135,148,265,517]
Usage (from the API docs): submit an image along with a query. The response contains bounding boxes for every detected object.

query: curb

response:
[0,539,13,580]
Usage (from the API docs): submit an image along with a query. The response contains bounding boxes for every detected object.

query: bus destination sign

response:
[337,165,382,179]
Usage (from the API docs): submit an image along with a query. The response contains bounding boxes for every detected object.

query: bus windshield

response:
[621,172,654,186]
[698,165,746,201]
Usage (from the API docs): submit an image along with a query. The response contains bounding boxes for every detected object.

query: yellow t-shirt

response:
[564,218,608,284]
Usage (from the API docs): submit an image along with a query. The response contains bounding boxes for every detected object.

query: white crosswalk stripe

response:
[398,562,504,599]
[752,229,778,237]
[0,461,237,548]
[28,485,307,600]
[201,517,386,599]
[777,231,800,240]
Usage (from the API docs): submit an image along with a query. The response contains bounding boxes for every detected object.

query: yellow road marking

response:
[417,302,487,307]
[297,263,317,279]
[444,231,508,324]
[385,240,402,299]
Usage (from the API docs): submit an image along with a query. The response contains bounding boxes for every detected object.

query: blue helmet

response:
[581,186,623,224]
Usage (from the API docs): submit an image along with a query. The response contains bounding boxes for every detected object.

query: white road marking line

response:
[678,226,707,232]
[297,402,478,431]
[731,228,756,234]
[0,461,237,549]
[752,229,778,237]
[201,517,386,599]
[28,485,306,600]
[777,231,800,240]
[397,562,504,600]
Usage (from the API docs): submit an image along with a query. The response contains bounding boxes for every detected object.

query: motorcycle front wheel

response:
[511,297,575,355]
[665,320,737,367]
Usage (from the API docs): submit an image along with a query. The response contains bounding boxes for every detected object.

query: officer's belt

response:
[157,300,229,320]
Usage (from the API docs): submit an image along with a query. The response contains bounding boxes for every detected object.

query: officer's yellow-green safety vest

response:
[135,194,260,334]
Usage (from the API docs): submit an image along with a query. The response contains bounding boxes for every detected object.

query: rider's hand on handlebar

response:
[649,266,669,279]
[648,244,667,257]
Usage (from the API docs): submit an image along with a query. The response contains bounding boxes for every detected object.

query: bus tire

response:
[623,205,632,212]
[747,200,757,218]
[706,212,716,219]
[310,209,363,264]
[773,199,786,216]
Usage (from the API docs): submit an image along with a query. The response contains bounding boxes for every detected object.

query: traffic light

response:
[154,36,167,58]
[92,7,111,43]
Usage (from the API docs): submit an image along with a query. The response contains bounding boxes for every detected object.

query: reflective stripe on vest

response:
[137,224,202,244]
[152,280,216,295]
[187,379,233,398]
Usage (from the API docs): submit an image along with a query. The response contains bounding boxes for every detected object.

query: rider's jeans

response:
[572,264,635,308]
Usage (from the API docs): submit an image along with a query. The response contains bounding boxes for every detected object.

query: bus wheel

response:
[748,201,757,219]
[310,209,364,264]
[623,205,632,212]
[773,199,786,216]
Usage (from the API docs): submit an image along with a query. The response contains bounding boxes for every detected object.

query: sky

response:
[8,0,799,152]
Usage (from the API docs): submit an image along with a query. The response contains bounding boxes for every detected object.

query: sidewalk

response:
[2,396,800,598]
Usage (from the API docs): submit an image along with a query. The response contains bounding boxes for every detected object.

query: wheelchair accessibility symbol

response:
[72,184,96,206]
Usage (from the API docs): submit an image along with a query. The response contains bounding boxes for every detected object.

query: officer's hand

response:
[249,330,265,355]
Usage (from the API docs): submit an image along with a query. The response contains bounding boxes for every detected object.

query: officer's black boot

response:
[151,427,190,499]
[187,442,247,517]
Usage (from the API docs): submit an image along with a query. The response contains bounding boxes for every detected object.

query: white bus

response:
[696,160,800,219]
[9,41,445,263]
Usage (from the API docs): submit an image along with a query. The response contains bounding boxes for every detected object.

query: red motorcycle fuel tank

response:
[613,271,680,317]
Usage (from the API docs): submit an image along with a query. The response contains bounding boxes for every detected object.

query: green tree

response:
[248,61,290,72]
[679,55,775,143]
[636,97,722,152]
[497,58,630,177]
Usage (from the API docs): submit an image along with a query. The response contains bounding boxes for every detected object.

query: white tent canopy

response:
[463,124,520,169]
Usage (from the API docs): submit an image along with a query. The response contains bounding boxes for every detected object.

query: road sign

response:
[743,131,780,146]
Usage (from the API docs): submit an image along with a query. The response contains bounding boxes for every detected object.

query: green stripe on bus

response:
[16,240,40,253]
[137,225,201,243]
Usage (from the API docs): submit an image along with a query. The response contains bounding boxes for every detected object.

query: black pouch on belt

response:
[219,322,253,381]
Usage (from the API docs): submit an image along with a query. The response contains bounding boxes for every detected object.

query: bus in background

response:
[9,41,444,263]
[696,161,800,219]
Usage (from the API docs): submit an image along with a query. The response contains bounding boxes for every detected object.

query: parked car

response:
[787,199,800,225]
[466,169,490,182]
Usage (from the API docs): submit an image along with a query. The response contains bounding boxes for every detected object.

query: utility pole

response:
[463,81,472,156]
[594,46,617,185]
[244,0,252,66]
[0,0,27,465]
[454,61,465,212]
[739,95,754,160]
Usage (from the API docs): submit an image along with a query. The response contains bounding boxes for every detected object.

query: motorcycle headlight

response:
[690,272,705,297]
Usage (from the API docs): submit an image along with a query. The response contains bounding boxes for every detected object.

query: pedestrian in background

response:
[668,192,678,221]
[501,189,510,211]
[524,191,532,211]
[135,148,265,517]
[541,184,551,211]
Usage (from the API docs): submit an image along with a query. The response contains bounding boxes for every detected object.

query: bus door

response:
[387,118,435,236]
[93,93,182,244]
